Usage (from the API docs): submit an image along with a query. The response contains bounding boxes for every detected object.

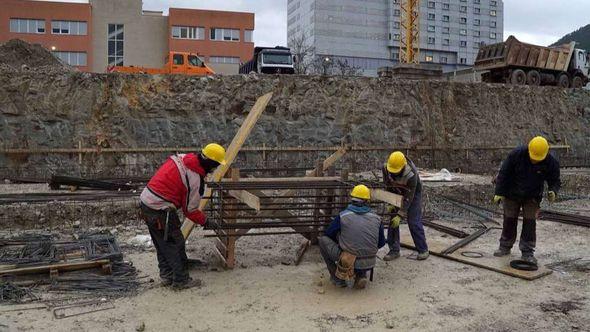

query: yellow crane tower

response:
[399,0,420,64]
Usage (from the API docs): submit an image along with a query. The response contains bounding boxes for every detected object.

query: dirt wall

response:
[1,70,590,177]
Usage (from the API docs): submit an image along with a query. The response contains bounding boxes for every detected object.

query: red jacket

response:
[140,153,207,225]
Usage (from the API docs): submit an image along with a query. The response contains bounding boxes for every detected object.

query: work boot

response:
[417,251,430,260]
[161,278,173,287]
[493,247,511,257]
[383,250,400,261]
[521,254,538,265]
[172,277,202,291]
[330,276,347,288]
[354,276,368,290]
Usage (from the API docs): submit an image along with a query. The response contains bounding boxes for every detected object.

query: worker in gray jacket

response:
[319,185,386,289]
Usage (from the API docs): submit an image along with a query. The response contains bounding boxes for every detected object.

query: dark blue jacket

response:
[495,146,561,201]
[325,203,386,249]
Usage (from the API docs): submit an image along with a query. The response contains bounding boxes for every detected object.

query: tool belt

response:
[335,251,357,281]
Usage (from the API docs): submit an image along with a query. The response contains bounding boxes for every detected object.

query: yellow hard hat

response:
[387,151,407,174]
[350,184,371,200]
[202,143,227,165]
[528,136,549,162]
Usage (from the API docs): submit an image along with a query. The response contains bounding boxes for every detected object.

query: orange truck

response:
[108,52,215,75]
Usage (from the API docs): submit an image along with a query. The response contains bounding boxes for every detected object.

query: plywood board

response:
[181,92,274,239]
[400,234,552,280]
[372,189,403,208]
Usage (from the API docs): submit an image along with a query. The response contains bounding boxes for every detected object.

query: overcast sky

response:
[44,0,590,47]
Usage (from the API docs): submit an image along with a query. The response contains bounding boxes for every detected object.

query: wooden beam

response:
[228,190,260,212]
[182,92,274,239]
[371,189,403,208]
[0,259,111,277]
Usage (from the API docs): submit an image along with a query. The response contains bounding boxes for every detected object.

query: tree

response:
[311,55,334,75]
[288,30,315,74]
[334,58,362,77]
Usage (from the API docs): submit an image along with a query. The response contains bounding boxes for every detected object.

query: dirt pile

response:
[0,39,71,71]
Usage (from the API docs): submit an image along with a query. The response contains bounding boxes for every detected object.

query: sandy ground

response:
[1,217,589,332]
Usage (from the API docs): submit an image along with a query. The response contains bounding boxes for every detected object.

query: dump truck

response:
[108,51,215,76]
[239,46,295,74]
[475,36,590,88]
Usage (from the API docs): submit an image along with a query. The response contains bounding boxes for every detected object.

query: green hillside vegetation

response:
[551,24,590,51]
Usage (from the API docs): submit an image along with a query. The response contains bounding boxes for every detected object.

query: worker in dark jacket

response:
[139,143,226,290]
[319,185,386,289]
[493,136,561,264]
[382,151,429,261]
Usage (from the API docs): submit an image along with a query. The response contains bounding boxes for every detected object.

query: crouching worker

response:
[319,185,385,289]
[139,143,226,290]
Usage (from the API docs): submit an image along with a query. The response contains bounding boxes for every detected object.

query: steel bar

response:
[538,210,590,228]
[441,196,500,225]
[422,221,469,238]
[205,230,321,238]
[440,227,490,255]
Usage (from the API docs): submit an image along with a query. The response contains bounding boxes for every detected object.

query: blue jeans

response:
[387,192,428,253]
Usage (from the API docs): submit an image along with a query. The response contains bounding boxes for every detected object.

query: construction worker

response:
[139,143,226,290]
[382,151,429,261]
[319,185,385,289]
[493,136,561,264]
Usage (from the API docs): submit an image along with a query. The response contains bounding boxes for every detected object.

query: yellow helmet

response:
[350,184,371,200]
[387,151,407,174]
[202,143,227,165]
[528,136,549,162]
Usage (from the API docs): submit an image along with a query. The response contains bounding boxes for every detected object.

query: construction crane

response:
[399,0,420,64]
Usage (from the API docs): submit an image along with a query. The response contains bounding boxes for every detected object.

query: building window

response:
[460,6,467,13]
[442,27,450,34]
[210,28,240,41]
[474,0,480,3]
[10,18,45,34]
[443,3,450,10]
[428,1,435,8]
[428,13,435,20]
[394,21,400,29]
[460,40,467,47]
[442,15,450,22]
[51,21,87,35]
[474,8,480,14]
[443,39,450,46]
[490,21,497,28]
[490,10,497,16]
[441,56,448,64]
[393,33,400,41]
[491,1,497,6]
[474,19,480,26]
[460,58,467,64]
[209,56,241,64]
[490,32,497,39]
[460,17,467,24]
[394,9,401,16]
[108,24,124,66]
[427,25,435,32]
[460,29,467,35]
[171,26,204,40]
[425,55,433,62]
[428,37,435,44]
[392,52,400,60]
[53,51,87,66]
[245,30,254,43]
[474,30,481,37]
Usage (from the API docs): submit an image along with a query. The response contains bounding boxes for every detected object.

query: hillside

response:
[551,24,590,51]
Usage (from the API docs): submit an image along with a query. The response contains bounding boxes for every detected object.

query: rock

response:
[73,220,81,228]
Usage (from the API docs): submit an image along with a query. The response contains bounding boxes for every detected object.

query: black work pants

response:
[499,198,539,255]
[140,203,189,283]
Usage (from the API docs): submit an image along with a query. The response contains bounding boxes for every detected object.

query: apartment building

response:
[0,0,255,74]
[287,0,504,76]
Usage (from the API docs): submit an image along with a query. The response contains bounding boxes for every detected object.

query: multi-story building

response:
[287,0,504,76]
[0,0,255,74]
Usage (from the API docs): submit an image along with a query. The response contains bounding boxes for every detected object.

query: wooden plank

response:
[0,259,111,277]
[294,240,311,266]
[181,92,273,239]
[371,189,403,208]
[221,176,341,183]
[228,190,261,212]
[400,234,551,280]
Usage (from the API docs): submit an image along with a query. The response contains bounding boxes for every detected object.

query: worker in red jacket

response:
[139,143,226,290]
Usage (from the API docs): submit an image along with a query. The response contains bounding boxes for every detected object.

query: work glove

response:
[547,191,557,203]
[391,215,402,228]
[493,195,504,205]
